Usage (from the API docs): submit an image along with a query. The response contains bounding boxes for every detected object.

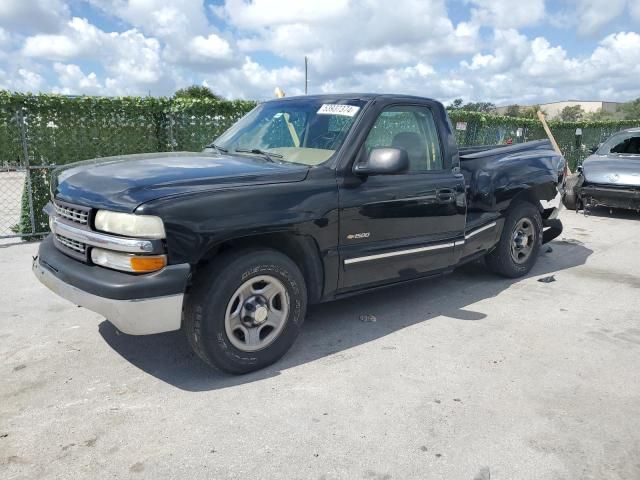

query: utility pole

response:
[304,56,308,95]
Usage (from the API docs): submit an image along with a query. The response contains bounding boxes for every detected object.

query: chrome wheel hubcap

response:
[510,217,535,264]
[224,275,289,352]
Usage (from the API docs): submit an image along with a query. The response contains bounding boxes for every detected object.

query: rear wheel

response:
[184,248,307,374]
[486,202,542,278]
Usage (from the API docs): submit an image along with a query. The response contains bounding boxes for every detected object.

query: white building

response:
[494,100,622,119]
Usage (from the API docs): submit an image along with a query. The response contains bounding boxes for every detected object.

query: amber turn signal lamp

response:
[130,255,167,273]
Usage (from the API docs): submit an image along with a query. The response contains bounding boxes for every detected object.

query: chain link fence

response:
[0,94,255,239]
[1,93,639,240]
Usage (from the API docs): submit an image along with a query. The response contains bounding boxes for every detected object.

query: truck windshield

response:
[213,99,365,166]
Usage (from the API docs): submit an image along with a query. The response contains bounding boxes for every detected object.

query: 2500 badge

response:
[346,232,370,240]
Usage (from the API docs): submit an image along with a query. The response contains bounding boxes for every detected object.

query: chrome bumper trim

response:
[50,216,163,254]
[465,221,497,239]
[344,241,455,265]
[33,256,183,335]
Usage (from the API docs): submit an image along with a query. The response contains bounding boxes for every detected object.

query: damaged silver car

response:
[563,128,640,212]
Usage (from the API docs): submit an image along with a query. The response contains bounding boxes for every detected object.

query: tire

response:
[562,174,583,210]
[486,201,543,278]
[183,248,307,374]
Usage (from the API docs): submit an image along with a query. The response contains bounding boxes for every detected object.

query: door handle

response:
[436,189,454,202]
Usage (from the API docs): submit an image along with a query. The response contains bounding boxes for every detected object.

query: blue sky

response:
[0,0,639,105]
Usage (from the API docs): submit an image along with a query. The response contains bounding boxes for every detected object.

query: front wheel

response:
[562,173,584,211]
[485,202,543,278]
[183,248,307,374]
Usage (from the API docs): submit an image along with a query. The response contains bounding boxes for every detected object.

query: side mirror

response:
[577,165,583,174]
[589,145,598,154]
[353,147,409,176]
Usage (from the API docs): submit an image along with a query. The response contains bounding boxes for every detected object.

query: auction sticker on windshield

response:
[317,104,360,117]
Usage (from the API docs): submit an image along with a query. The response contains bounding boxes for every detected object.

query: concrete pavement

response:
[1,208,639,479]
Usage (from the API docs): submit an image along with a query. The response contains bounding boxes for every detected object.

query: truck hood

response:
[53,152,310,212]
[582,154,640,187]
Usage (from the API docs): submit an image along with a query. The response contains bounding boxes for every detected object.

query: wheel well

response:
[510,189,541,211]
[194,232,324,304]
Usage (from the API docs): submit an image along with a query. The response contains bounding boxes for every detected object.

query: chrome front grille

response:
[54,202,89,225]
[48,199,163,262]
[50,200,91,260]
[55,234,87,254]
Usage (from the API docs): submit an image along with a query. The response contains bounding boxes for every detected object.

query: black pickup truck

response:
[33,94,565,373]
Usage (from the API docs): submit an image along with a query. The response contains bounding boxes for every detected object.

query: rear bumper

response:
[33,236,190,335]
[580,184,640,210]
[540,194,563,243]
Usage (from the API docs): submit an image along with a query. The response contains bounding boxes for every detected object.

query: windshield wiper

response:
[235,148,284,162]
[204,143,228,154]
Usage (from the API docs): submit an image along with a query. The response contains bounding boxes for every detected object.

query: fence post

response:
[168,110,175,152]
[17,108,36,236]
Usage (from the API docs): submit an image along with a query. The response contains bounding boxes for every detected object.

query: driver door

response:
[337,103,466,291]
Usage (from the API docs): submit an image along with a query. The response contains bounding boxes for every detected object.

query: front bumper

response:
[579,184,640,210]
[33,236,190,335]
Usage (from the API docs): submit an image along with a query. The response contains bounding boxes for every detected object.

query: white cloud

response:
[53,63,102,94]
[22,16,168,95]
[555,0,640,35]
[521,38,582,79]
[590,31,640,77]
[13,68,45,92]
[0,27,10,46]
[0,0,70,33]
[458,30,640,104]
[89,0,237,70]
[354,46,415,66]
[188,34,233,62]
[104,30,163,87]
[88,0,209,37]
[575,0,628,35]
[221,0,479,86]
[0,0,639,105]
[466,0,546,28]
[23,17,103,60]
[203,56,305,99]
[461,29,529,72]
[213,0,350,29]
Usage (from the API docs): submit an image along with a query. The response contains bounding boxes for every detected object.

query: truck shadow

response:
[99,239,593,392]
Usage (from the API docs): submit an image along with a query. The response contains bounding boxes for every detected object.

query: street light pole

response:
[304,56,308,95]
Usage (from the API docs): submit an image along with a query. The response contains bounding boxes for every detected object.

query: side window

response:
[364,105,443,172]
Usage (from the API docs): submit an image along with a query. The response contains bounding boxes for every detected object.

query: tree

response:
[505,104,521,117]
[618,98,640,120]
[446,98,464,110]
[174,85,221,100]
[518,105,547,119]
[446,98,496,112]
[584,108,614,121]
[559,105,585,121]
[462,101,496,112]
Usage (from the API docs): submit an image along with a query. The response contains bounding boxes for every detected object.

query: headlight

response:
[94,210,165,239]
[91,248,167,273]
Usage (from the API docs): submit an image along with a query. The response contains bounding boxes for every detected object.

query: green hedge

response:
[1,92,639,237]
[0,93,256,236]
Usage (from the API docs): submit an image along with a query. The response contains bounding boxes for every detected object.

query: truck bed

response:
[458,139,555,159]
[459,139,563,212]
[458,139,564,255]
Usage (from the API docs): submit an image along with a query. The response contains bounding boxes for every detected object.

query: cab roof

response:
[262,93,439,104]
